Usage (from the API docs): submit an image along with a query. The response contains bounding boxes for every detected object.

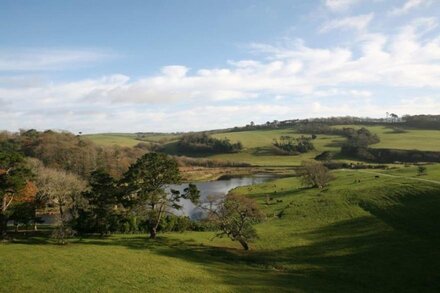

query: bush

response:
[272,136,314,155]
[315,151,334,161]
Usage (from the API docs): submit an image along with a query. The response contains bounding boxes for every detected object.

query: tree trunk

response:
[149,226,157,239]
[238,239,249,250]
[0,214,6,239]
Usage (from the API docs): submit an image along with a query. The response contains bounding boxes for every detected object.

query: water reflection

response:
[168,175,274,218]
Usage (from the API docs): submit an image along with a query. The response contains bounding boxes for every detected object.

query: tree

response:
[297,161,334,189]
[9,201,35,232]
[122,153,200,239]
[0,149,33,239]
[204,194,264,250]
[78,169,121,235]
[390,113,399,123]
[417,166,427,176]
[35,166,87,244]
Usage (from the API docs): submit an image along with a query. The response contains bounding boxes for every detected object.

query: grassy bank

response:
[2,168,440,292]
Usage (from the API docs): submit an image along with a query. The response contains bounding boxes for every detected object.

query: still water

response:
[169,175,274,218]
[38,175,275,224]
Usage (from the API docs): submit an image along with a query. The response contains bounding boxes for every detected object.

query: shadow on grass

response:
[6,185,440,292]
[68,216,439,291]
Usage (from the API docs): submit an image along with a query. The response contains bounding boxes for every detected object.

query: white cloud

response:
[312,88,373,97]
[389,0,432,16]
[1,16,440,132]
[0,49,112,71]
[324,0,362,12]
[320,13,374,32]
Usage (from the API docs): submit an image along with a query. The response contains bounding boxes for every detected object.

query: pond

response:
[169,174,275,218]
[36,174,275,224]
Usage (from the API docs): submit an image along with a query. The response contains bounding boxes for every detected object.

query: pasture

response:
[84,133,141,147]
[2,168,440,292]
[86,126,440,167]
[209,129,343,166]
[332,125,440,152]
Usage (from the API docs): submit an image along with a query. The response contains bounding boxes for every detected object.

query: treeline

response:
[0,130,147,178]
[228,115,440,132]
[402,115,440,130]
[177,133,243,154]
[352,148,440,163]
[1,149,263,250]
[0,150,202,241]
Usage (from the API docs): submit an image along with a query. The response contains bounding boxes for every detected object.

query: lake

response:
[37,175,275,224]
[169,174,275,218]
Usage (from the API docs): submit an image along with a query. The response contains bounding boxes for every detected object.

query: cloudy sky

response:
[1,0,439,133]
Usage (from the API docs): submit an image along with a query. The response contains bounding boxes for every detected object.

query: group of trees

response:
[272,135,315,155]
[0,146,201,241]
[1,145,264,250]
[0,146,34,238]
[340,128,380,160]
[401,115,440,129]
[1,129,146,178]
[177,133,243,154]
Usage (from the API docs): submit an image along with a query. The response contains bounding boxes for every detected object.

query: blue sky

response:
[1,0,439,133]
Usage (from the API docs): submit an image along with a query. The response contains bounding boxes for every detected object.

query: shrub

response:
[272,136,314,155]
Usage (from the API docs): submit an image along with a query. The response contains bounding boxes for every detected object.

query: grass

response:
[85,125,440,167]
[332,125,440,151]
[2,168,440,292]
[84,133,141,147]
[208,129,344,166]
[85,133,180,147]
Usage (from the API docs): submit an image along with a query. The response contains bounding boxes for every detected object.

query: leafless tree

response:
[297,161,334,189]
[34,165,87,244]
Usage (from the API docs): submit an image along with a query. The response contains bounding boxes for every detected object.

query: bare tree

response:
[35,165,87,244]
[297,161,334,189]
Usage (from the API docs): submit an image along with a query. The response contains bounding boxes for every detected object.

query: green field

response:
[86,125,440,167]
[208,129,343,166]
[2,166,440,292]
[332,125,440,151]
[85,133,180,148]
[84,133,141,147]
[208,125,440,165]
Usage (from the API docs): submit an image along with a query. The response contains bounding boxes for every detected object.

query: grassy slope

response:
[85,125,440,166]
[209,129,343,166]
[332,125,440,151]
[84,133,141,147]
[2,165,440,292]
[85,133,180,147]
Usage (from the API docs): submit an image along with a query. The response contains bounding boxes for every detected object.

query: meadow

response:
[84,133,141,147]
[86,125,440,167]
[85,133,180,147]
[2,165,440,292]
[331,125,440,152]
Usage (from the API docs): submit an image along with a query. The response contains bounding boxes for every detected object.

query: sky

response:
[0,0,439,133]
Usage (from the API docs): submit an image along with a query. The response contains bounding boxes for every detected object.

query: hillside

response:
[2,165,440,292]
[86,124,440,166]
